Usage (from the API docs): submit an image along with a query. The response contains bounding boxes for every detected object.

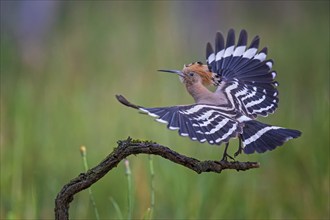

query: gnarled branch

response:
[54,137,259,219]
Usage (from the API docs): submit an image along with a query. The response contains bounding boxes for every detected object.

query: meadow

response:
[1,1,329,219]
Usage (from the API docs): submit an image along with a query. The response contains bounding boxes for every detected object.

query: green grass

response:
[80,146,100,220]
[1,2,329,219]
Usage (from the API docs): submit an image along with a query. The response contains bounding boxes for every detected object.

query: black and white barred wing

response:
[206,29,278,118]
[241,120,301,154]
[139,104,243,145]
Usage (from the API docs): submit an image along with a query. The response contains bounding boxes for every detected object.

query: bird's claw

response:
[234,148,242,157]
[221,153,235,162]
[234,135,243,158]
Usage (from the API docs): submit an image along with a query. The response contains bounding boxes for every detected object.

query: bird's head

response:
[158,62,215,86]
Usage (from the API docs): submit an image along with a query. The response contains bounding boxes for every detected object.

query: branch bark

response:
[54,137,259,219]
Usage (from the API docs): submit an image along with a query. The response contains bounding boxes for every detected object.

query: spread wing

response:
[139,104,243,145]
[206,29,279,118]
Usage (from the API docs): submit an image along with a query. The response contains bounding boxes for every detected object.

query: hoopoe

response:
[116,29,301,160]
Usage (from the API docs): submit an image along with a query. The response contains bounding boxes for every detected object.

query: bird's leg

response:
[221,142,235,161]
[234,135,243,157]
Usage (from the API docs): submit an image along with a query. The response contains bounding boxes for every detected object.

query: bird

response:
[116,29,301,161]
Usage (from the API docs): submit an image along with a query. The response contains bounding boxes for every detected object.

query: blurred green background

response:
[1,1,329,219]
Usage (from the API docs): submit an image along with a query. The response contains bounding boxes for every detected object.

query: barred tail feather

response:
[242,120,301,154]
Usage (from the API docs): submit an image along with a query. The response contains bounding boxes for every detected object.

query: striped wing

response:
[241,120,302,154]
[206,29,279,118]
[139,104,243,145]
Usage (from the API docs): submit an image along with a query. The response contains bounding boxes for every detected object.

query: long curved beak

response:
[157,69,184,77]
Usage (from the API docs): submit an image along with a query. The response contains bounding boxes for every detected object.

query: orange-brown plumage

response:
[182,62,213,86]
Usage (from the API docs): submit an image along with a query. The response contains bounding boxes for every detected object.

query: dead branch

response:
[54,137,259,219]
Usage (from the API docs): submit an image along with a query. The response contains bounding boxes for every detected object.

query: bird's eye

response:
[189,72,194,77]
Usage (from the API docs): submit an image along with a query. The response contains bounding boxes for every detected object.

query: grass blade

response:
[124,159,133,220]
[80,146,100,220]
[148,155,155,219]
[109,197,123,219]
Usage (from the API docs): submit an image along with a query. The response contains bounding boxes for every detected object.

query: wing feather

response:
[139,104,243,145]
[206,29,278,118]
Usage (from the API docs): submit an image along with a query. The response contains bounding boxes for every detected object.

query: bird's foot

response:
[221,142,235,161]
[221,152,235,162]
[234,147,243,157]
[234,135,243,158]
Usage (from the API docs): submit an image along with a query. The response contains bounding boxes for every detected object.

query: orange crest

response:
[183,62,214,86]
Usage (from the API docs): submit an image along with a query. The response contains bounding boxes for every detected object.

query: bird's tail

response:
[241,120,301,154]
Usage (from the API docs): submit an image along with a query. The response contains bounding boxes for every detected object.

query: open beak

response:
[157,69,185,77]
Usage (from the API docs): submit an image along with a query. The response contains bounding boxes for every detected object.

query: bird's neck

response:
[185,83,213,104]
